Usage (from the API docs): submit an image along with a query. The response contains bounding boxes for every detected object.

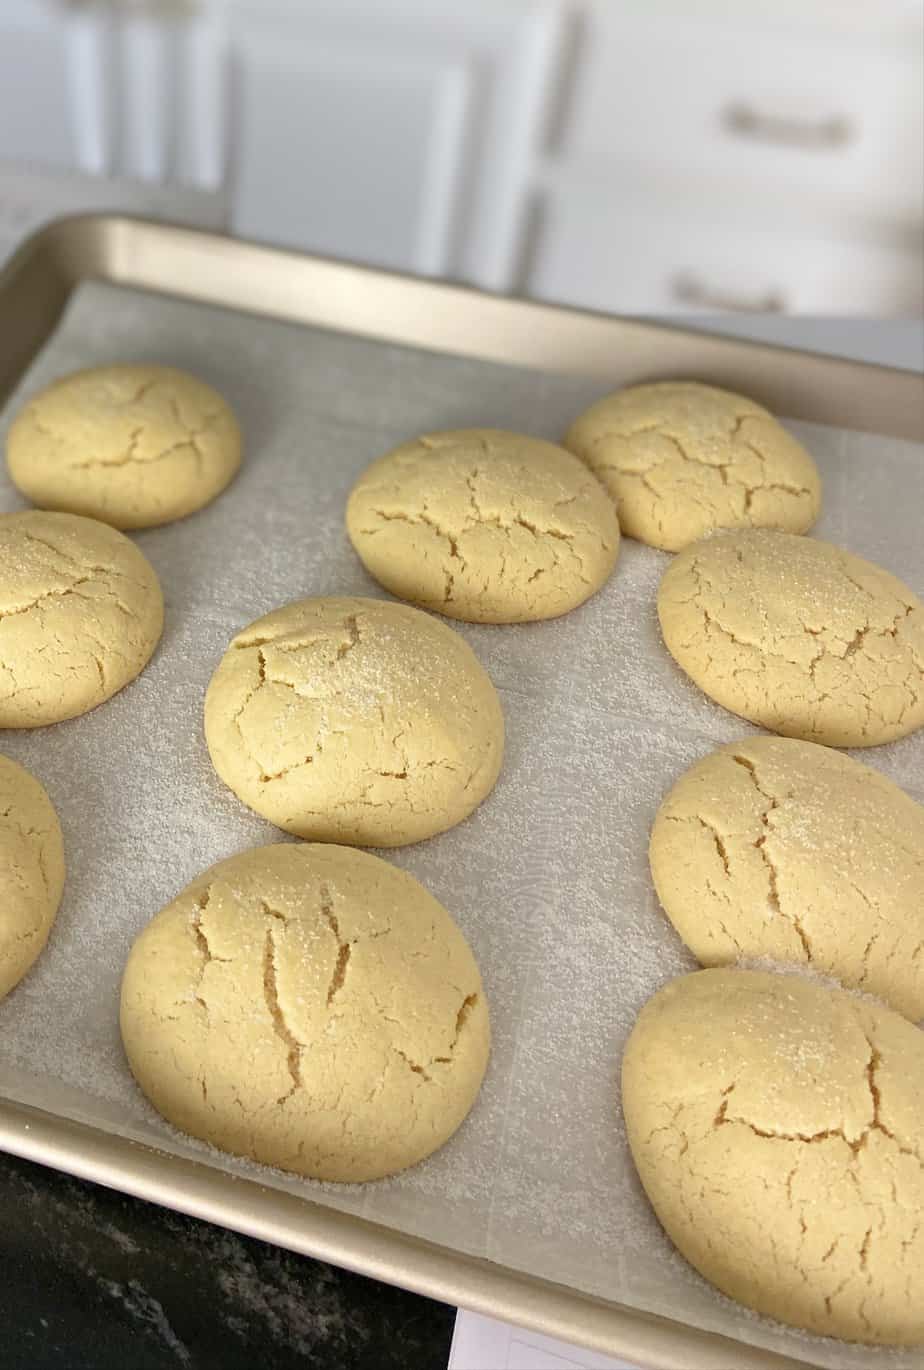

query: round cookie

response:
[0,755,65,999]
[622,968,924,1344]
[7,364,241,530]
[346,429,619,623]
[0,510,164,727]
[650,738,924,1018]
[658,528,924,746]
[120,843,490,1181]
[564,381,820,552]
[204,596,503,845]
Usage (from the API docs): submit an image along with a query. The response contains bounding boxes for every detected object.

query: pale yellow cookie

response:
[7,364,241,530]
[346,429,619,623]
[658,528,924,746]
[564,381,820,551]
[120,843,490,1181]
[650,738,924,1017]
[622,968,924,1344]
[0,755,65,999]
[204,596,503,845]
[0,510,164,727]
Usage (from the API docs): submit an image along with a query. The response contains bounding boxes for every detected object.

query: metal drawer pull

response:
[671,273,786,313]
[722,102,853,149]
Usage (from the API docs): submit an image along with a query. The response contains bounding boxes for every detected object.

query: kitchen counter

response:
[0,1150,455,1370]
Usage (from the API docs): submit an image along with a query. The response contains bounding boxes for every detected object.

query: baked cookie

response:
[0,755,65,999]
[346,429,619,622]
[650,738,924,1017]
[7,364,241,530]
[204,596,503,845]
[120,843,490,1181]
[564,381,820,551]
[622,968,924,1344]
[657,528,924,746]
[0,510,164,727]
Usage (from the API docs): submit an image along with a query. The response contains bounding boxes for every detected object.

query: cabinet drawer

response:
[560,10,923,220]
[527,189,924,315]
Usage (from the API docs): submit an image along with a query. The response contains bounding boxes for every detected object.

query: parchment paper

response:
[1,281,922,1369]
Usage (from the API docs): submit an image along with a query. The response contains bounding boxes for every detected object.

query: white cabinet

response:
[559,7,924,221]
[0,0,108,173]
[0,0,921,314]
[228,33,471,276]
[218,2,565,288]
[528,184,924,315]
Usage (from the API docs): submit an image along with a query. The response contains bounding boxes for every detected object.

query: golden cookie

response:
[650,738,924,1017]
[0,755,65,999]
[7,364,241,529]
[346,429,619,622]
[658,528,924,746]
[204,596,503,845]
[564,381,820,551]
[0,510,164,727]
[120,843,490,1181]
[623,968,924,1344]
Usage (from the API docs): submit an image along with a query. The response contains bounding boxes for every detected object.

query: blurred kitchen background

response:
[1,0,922,316]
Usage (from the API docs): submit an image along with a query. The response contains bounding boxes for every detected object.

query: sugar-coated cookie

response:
[658,529,924,746]
[121,843,490,1181]
[7,364,241,529]
[204,596,503,845]
[650,738,924,1017]
[564,381,820,551]
[346,429,619,622]
[622,968,924,1344]
[0,510,164,727]
[0,755,65,999]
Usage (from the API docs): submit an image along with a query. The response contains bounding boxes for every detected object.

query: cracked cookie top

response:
[7,364,241,530]
[650,737,924,1017]
[120,842,490,1181]
[658,528,924,747]
[204,596,504,846]
[622,967,924,1344]
[564,381,820,551]
[0,754,65,1000]
[0,510,164,727]
[345,429,619,622]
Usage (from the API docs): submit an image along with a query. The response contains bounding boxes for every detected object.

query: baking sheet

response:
[0,279,922,1370]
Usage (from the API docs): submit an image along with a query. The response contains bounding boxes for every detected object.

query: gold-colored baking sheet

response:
[0,216,922,1370]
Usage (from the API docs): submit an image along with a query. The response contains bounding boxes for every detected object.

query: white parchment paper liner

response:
[1,282,922,1368]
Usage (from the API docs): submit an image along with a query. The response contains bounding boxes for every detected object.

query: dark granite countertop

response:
[0,1151,455,1369]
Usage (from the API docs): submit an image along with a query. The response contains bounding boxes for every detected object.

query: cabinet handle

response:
[722,102,853,149]
[671,273,786,314]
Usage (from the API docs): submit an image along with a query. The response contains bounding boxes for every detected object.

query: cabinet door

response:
[558,7,924,221]
[0,0,108,173]
[219,2,564,286]
[229,34,470,276]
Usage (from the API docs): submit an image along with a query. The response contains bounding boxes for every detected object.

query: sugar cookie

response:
[564,381,820,551]
[7,364,241,529]
[658,528,924,746]
[120,843,490,1181]
[0,510,164,727]
[0,755,65,999]
[204,596,503,845]
[650,738,924,1017]
[346,429,619,622]
[622,968,924,1344]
